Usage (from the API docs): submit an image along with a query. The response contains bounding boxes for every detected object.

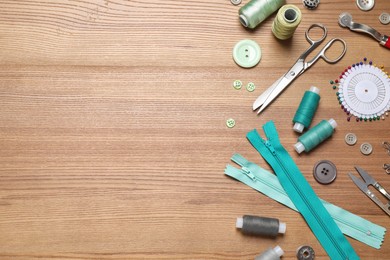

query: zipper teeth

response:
[272,150,348,258]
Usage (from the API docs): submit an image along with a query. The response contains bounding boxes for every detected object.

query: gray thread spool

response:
[255,246,284,260]
[236,215,286,237]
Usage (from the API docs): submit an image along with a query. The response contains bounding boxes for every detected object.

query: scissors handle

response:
[306,38,347,68]
[305,23,327,47]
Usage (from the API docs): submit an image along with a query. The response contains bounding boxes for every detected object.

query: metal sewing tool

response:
[253,24,347,114]
[383,141,390,155]
[383,164,390,175]
[338,12,390,49]
[348,166,390,216]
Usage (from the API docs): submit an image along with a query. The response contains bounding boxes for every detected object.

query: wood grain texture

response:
[0,0,389,259]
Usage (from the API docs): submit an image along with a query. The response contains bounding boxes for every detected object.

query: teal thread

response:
[293,88,320,130]
[239,0,285,29]
[298,120,335,152]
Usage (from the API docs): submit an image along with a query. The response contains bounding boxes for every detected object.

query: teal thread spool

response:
[294,119,337,154]
[239,0,286,29]
[293,86,321,133]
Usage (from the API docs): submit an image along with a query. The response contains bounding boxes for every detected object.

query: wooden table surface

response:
[1,0,389,259]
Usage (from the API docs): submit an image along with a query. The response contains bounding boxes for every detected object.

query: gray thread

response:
[255,247,281,260]
[242,215,280,237]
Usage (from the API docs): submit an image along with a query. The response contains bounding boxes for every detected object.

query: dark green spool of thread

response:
[295,119,337,153]
[293,86,320,133]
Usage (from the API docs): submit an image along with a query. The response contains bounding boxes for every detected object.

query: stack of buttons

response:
[302,0,320,9]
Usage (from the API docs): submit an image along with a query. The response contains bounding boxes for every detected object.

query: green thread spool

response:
[239,0,286,29]
[293,86,321,133]
[294,119,337,153]
[272,4,302,40]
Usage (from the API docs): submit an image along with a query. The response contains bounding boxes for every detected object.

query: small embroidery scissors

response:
[348,166,390,216]
[253,23,347,114]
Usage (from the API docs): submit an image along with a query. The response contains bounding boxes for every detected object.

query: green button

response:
[226,118,235,128]
[232,39,261,68]
[233,80,242,90]
[246,82,256,92]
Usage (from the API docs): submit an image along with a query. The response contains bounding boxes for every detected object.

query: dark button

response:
[297,245,315,260]
[313,160,337,184]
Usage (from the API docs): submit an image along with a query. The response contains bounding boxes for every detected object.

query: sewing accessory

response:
[360,143,373,155]
[247,82,256,92]
[271,4,302,40]
[247,122,359,259]
[313,160,337,184]
[233,80,243,90]
[356,0,374,11]
[383,164,390,174]
[232,39,262,68]
[236,215,286,237]
[255,246,284,260]
[338,12,390,49]
[225,154,387,249]
[296,245,315,260]
[349,166,390,216]
[253,24,346,114]
[332,60,390,121]
[293,86,320,133]
[231,0,242,6]
[302,0,319,10]
[383,141,390,155]
[345,133,357,146]
[294,119,337,154]
[379,13,390,25]
[239,0,285,29]
[226,118,236,128]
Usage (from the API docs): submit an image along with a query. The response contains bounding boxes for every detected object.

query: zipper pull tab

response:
[242,166,257,181]
[264,140,276,155]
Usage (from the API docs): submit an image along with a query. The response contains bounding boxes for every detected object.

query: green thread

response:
[293,87,320,132]
[296,119,336,153]
[272,4,302,40]
[239,0,285,29]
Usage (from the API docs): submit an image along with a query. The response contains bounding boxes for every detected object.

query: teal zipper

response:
[225,154,386,249]
[266,142,349,259]
[247,121,360,260]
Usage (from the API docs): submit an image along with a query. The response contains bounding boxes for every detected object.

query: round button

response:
[233,80,242,90]
[296,245,315,260]
[303,0,320,10]
[246,82,256,92]
[360,142,373,155]
[345,133,357,146]
[313,160,337,184]
[379,13,390,25]
[230,0,242,5]
[226,118,235,128]
[356,0,375,11]
[232,39,261,68]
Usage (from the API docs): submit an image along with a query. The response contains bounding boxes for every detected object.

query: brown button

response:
[313,160,337,184]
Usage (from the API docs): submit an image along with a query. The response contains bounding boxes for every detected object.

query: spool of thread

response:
[255,246,284,260]
[236,215,286,237]
[294,119,337,154]
[293,86,321,133]
[272,4,302,40]
[239,0,286,29]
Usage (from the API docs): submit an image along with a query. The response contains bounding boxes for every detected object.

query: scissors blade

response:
[355,166,376,186]
[348,173,369,194]
[253,60,305,114]
[252,75,284,111]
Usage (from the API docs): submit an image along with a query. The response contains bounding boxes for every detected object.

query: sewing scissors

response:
[253,24,347,114]
[348,166,390,216]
